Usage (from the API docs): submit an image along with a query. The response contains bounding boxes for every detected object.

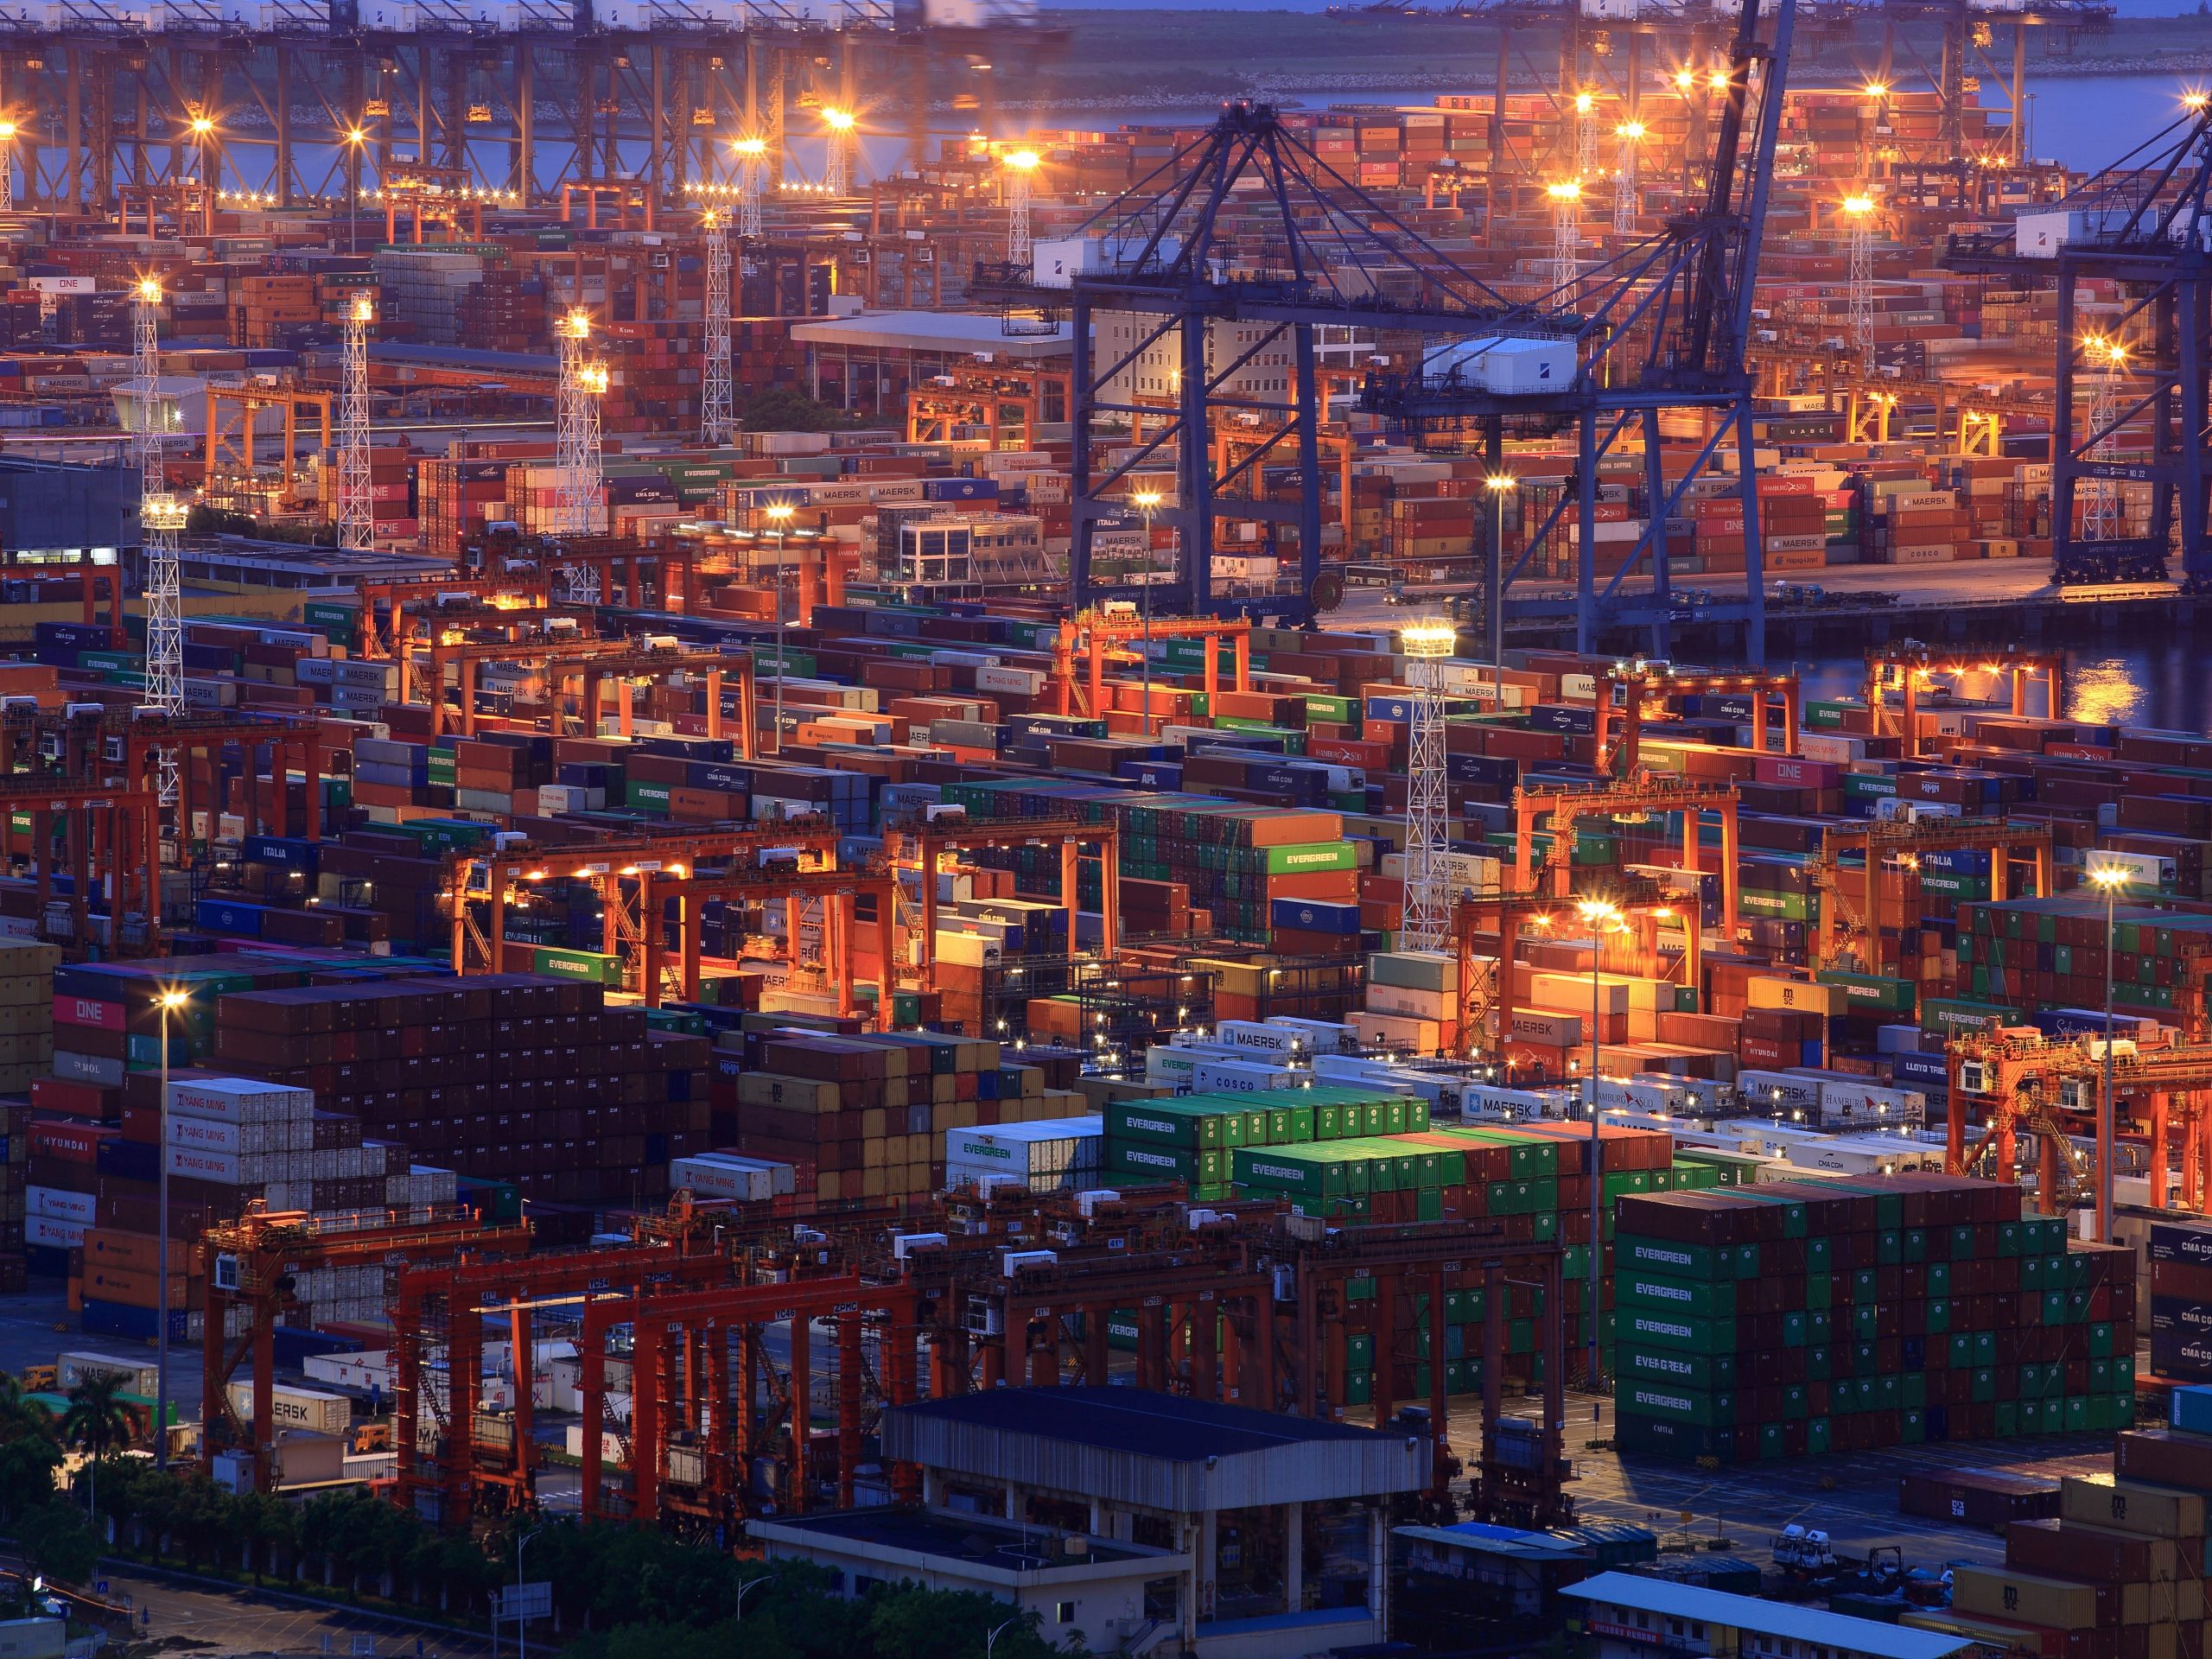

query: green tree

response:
[58,1374,133,1520]
[19,1498,99,1587]
[0,1373,55,1448]
[0,1434,61,1522]
[740,389,856,434]
[861,1588,1057,1659]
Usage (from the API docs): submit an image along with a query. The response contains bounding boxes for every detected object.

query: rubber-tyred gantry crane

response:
[1051,609,1253,725]
[1510,779,1743,941]
[1812,816,2054,976]
[883,814,1122,992]
[1449,877,1694,1061]
[353,571,558,663]
[204,1202,531,1496]
[1863,645,2065,753]
[418,634,756,746]
[446,819,842,977]
[1592,663,1802,775]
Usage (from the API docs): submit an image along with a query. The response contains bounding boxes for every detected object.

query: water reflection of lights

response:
[2068,658,2142,726]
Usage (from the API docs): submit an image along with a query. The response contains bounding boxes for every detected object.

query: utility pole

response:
[338,292,373,550]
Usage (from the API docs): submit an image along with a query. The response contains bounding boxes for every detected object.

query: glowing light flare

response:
[1003,149,1040,171]
[1546,180,1582,201]
[2088,863,2133,893]
[1484,473,1517,493]
[1573,91,1595,114]
[731,137,769,157]
[1842,194,1876,217]
[821,106,856,132]
[136,276,162,303]
[188,115,215,137]
[1399,617,1458,657]
[1614,121,1645,140]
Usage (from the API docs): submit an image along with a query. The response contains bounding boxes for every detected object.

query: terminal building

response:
[754,1386,1427,1659]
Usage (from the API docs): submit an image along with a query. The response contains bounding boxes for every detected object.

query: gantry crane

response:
[1943,1027,2212,1243]
[1363,0,1799,664]
[1051,607,1254,723]
[352,571,559,662]
[975,101,1564,620]
[1592,662,1802,774]
[203,1202,531,1496]
[416,634,756,745]
[1863,645,2066,752]
[1945,95,2212,587]
[1811,816,2054,977]
[1510,780,1743,941]
[1449,879,1695,1060]
[633,862,899,1020]
[882,814,1123,991]
[446,820,842,976]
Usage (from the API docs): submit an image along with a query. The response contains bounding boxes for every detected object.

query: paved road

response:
[5,1550,496,1659]
[1449,1389,2115,1573]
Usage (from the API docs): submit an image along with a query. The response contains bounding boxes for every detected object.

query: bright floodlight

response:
[764,502,796,523]
[733,137,768,156]
[1708,71,1728,90]
[189,115,214,136]
[561,308,591,338]
[1575,896,1622,925]
[822,107,856,131]
[352,295,373,322]
[2187,92,2211,111]
[1843,194,1875,216]
[1484,473,1516,493]
[347,125,367,144]
[1132,489,1162,511]
[2088,864,2133,892]
[0,122,16,141]
[1005,149,1040,170]
[137,277,162,302]
[1573,92,1594,114]
[1675,68,1695,88]
[1401,618,1458,658]
[1864,80,1889,97]
[1547,180,1582,200]
[1615,121,1645,139]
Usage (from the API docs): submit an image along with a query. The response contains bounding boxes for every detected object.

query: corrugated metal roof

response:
[884,1386,1427,1513]
[1561,1573,1972,1659]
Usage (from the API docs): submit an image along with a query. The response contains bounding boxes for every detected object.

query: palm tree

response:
[59,1374,134,1522]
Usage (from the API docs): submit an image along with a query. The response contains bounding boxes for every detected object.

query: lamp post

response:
[1133,490,1162,734]
[188,114,217,199]
[154,986,188,1469]
[2088,862,2131,1238]
[1575,896,1622,1393]
[986,1617,1021,1659]
[345,124,368,254]
[765,502,795,752]
[1481,474,1514,703]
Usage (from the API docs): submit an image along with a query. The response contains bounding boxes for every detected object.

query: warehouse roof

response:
[1561,1573,1972,1659]
[883,1387,1427,1514]
[789,309,1074,359]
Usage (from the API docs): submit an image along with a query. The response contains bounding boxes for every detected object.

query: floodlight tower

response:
[1002,148,1040,269]
[1612,122,1643,235]
[338,292,373,551]
[136,277,184,809]
[0,120,17,213]
[555,308,607,602]
[1398,617,1459,954]
[701,208,734,445]
[732,137,768,241]
[1547,179,1583,299]
[822,107,856,196]
[1573,91,1599,183]
[1843,194,1877,374]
